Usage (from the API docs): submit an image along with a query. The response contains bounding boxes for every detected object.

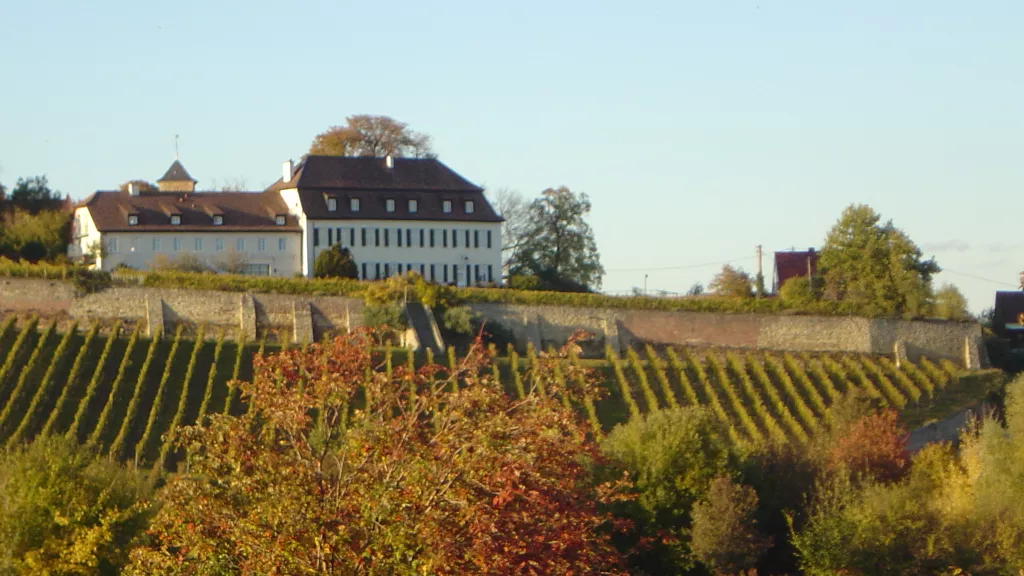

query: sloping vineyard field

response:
[0,315,1002,469]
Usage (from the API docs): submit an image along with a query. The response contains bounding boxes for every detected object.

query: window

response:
[488,264,493,283]
[430,264,436,282]
[419,264,425,277]
[384,263,390,277]
[406,229,411,246]
[452,229,457,248]
[361,228,367,246]
[152,238,161,252]
[107,238,119,254]
[170,214,181,225]
[386,199,395,212]
[128,214,138,226]
[336,227,342,245]
[475,264,480,283]
[350,198,360,212]
[244,263,271,276]
[278,238,286,251]
[398,263,403,274]
[375,228,380,247]
[419,229,424,247]
[213,215,223,226]
[384,229,390,247]
[328,228,333,246]
[487,230,492,249]
[350,228,355,246]
[443,229,448,248]
[466,264,472,285]
[361,262,367,280]
[465,230,470,248]
[327,197,338,212]
[257,238,266,252]
[194,238,203,251]
[169,238,179,252]
[397,227,403,247]
[216,238,224,252]
[375,263,381,279]
[408,199,418,213]
[314,228,321,247]
[474,230,479,248]
[465,200,474,214]
[429,229,435,247]
[443,264,448,283]
[442,200,452,213]
[276,215,286,226]
[236,238,244,252]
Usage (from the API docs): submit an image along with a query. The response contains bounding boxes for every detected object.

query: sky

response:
[1,0,1021,312]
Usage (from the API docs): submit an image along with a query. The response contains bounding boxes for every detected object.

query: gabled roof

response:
[773,249,818,291]
[268,156,483,192]
[268,156,502,223]
[158,160,197,183]
[77,190,299,232]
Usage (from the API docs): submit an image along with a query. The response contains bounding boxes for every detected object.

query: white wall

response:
[100,230,302,276]
[305,218,502,285]
[69,207,103,268]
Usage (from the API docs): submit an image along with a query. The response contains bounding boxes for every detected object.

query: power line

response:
[605,256,755,273]
[942,268,1018,288]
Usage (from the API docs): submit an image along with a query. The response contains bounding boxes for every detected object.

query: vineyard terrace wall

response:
[467,303,985,367]
[0,277,983,365]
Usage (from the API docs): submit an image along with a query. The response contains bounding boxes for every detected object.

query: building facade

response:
[72,155,503,284]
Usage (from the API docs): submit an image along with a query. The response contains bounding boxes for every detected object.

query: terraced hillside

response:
[0,315,1001,470]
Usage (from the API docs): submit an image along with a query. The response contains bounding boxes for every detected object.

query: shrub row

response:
[762,354,819,435]
[644,344,679,410]
[88,326,141,449]
[706,354,762,444]
[0,317,39,403]
[733,354,789,444]
[137,325,186,464]
[8,322,79,447]
[782,353,830,422]
[110,333,162,461]
[665,347,701,406]
[158,326,206,471]
[67,321,122,442]
[625,347,659,413]
[605,346,640,419]
[197,329,226,422]
[41,323,100,437]
[0,321,57,441]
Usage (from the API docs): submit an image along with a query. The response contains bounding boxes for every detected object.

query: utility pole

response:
[644,274,649,296]
[756,245,763,279]
[755,244,764,297]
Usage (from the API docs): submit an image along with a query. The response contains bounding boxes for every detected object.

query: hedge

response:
[0,260,955,319]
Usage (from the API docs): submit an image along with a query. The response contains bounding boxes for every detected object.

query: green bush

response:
[313,245,358,279]
[779,276,820,308]
[0,436,153,575]
[441,306,475,337]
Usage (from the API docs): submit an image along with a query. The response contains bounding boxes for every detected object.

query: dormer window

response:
[409,199,418,213]
[213,215,224,226]
[327,197,338,212]
[350,198,360,212]
[275,215,286,226]
[127,214,139,226]
[386,199,395,212]
[170,214,181,225]
[464,200,474,214]
[442,200,452,213]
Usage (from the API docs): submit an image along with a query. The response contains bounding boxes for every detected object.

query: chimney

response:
[282,159,293,182]
[384,154,394,169]
[128,182,138,196]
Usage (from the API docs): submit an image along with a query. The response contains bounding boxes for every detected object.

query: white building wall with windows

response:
[304,218,502,285]
[95,231,301,276]
[70,207,104,268]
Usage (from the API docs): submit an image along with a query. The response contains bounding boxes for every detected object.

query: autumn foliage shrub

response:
[128,331,631,574]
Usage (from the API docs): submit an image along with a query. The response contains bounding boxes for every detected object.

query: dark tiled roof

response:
[79,190,300,232]
[269,156,483,192]
[269,156,502,223]
[993,291,1024,329]
[158,160,197,183]
[773,250,818,291]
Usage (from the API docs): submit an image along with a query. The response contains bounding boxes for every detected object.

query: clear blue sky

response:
[1,0,1021,311]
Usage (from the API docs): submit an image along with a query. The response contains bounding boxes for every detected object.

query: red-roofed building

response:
[773,249,818,293]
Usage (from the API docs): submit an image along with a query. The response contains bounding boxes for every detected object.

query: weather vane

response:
[175,134,180,160]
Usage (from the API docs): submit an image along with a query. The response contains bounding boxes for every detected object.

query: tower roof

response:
[157,160,197,183]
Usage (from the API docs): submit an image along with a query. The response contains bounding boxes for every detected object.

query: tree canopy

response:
[309,115,434,158]
[313,244,359,279]
[508,187,604,291]
[709,265,754,299]
[7,176,62,214]
[818,204,940,317]
[129,332,629,574]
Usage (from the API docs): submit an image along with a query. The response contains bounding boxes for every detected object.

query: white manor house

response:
[70,155,504,286]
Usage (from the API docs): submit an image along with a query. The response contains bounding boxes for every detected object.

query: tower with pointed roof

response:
[157,160,197,193]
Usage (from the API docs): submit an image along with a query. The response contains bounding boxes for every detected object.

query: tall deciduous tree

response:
[309,115,434,158]
[510,187,604,291]
[933,283,970,321]
[8,176,61,214]
[128,332,629,574]
[819,204,940,317]
[709,265,754,299]
[492,188,531,272]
